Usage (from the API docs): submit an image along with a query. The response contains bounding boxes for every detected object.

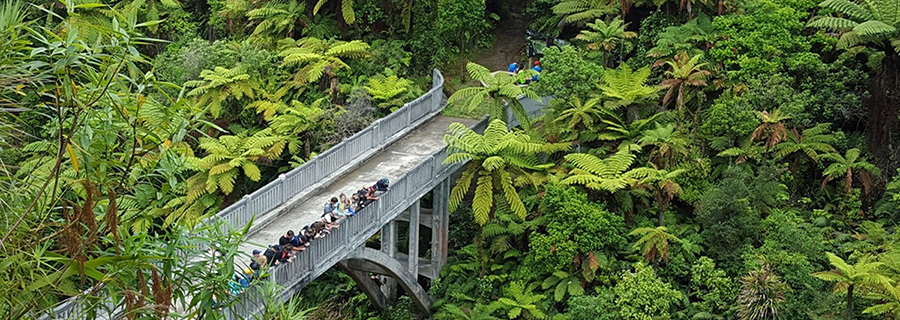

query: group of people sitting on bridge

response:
[246,178,392,277]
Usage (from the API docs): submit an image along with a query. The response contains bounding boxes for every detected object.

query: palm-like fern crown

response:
[561,143,641,192]
[664,51,711,83]
[554,96,604,130]
[629,226,680,263]
[598,63,658,103]
[184,66,255,118]
[575,18,637,51]
[312,0,356,24]
[772,123,837,160]
[808,0,900,52]
[246,0,306,40]
[648,15,716,58]
[443,119,569,224]
[638,123,689,164]
[813,252,894,291]
[444,120,565,167]
[552,0,618,25]
[189,129,285,195]
[447,63,541,129]
[278,37,370,85]
[365,75,412,101]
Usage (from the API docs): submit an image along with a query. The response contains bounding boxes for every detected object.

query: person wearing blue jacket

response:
[531,60,542,82]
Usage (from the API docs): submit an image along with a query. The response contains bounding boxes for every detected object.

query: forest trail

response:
[472,2,529,71]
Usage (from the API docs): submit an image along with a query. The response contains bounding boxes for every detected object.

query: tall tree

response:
[657,51,711,112]
[186,129,286,198]
[820,148,882,195]
[808,0,900,155]
[443,119,569,225]
[448,62,541,130]
[597,63,658,121]
[574,18,636,66]
[267,98,327,160]
[813,252,894,320]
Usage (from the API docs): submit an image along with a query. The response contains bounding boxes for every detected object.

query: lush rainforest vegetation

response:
[1,0,900,318]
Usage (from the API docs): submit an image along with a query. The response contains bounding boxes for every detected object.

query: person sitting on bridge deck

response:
[270,245,292,265]
[351,194,363,211]
[293,229,310,250]
[324,197,338,216]
[249,258,261,279]
[337,193,355,217]
[310,221,328,238]
[243,267,255,283]
[355,187,376,209]
[280,230,308,252]
[322,207,341,231]
[373,178,390,196]
[236,271,251,288]
[252,249,267,268]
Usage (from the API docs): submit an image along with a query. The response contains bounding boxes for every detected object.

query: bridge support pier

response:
[380,221,398,301]
[431,178,450,277]
[408,200,420,280]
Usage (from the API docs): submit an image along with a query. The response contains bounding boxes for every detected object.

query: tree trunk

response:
[657,191,665,226]
[865,52,899,161]
[847,284,854,320]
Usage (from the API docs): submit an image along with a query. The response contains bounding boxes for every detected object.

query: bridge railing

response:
[214,69,446,234]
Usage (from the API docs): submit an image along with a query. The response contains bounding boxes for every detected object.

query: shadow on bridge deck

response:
[241,115,479,253]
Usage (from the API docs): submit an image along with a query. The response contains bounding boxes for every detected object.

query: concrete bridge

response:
[40,70,546,319]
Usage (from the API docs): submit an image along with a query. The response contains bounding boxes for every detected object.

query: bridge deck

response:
[241,115,478,253]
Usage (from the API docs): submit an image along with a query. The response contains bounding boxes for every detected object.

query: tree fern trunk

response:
[866,52,899,166]
[846,284,854,320]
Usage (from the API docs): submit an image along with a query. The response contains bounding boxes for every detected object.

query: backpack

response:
[291,235,304,247]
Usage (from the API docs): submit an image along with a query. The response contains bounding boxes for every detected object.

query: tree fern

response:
[365,74,415,111]
[312,0,356,24]
[247,0,307,42]
[552,0,617,26]
[448,62,541,130]
[184,66,256,118]
[599,63,658,105]
[562,144,640,193]
[444,119,568,224]
[278,37,370,92]
[187,129,285,196]
[808,0,900,51]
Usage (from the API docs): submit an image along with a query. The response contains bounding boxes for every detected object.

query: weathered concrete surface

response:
[240,116,478,253]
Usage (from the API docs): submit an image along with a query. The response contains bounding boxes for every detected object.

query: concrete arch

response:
[337,248,431,315]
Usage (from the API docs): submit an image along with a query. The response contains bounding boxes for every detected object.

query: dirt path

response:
[473,4,529,72]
